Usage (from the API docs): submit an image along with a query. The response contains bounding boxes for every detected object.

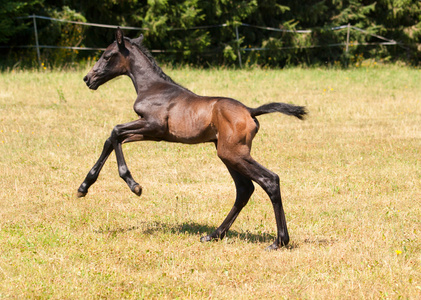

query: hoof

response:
[77,191,87,198]
[132,185,142,196]
[200,234,222,243]
[200,235,212,243]
[265,243,280,251]
[265,238,289,251]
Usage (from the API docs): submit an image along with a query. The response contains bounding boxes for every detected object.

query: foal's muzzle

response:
[83,74,98,90]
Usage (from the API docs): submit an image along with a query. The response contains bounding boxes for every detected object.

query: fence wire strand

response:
[9,15,403,66]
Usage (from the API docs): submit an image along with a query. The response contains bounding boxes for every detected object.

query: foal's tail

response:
[248,102,308,120]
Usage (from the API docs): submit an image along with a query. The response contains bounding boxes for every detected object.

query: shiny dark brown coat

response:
[77,28,307,250]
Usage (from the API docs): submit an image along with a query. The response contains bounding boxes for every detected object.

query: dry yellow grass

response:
[0,66,420,299]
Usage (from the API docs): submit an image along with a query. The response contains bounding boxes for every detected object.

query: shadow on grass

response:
[94,221,278,245]
[94,222,337,250]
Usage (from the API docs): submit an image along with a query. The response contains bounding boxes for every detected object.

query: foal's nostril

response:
[83,75,88,83]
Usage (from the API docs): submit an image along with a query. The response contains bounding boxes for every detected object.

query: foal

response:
[78,28,307,250]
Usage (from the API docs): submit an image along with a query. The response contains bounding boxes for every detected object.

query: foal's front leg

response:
[77,138,114,197]
[78,118,154,197]
[111,128,143,196]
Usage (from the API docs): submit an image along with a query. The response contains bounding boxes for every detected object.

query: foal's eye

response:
[103,51,116,61]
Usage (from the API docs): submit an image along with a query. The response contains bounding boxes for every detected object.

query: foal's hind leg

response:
[217,145,289,250]
[200,167,254,242]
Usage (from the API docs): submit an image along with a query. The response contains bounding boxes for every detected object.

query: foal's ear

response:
[132,33,144,47]
[115,27,126,50]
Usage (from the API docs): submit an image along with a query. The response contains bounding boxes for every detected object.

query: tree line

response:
[1,0,420,68]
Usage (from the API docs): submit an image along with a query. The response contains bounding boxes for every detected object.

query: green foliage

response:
[41,6,86,67]
[1,0,420,67]
[0,0,42,43]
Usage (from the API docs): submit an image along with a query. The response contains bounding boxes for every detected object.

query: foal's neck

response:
[127,45,191,95]
[127,46,178,95]
[126,57,163,94]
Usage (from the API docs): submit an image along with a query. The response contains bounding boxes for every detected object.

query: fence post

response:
[32,15,41,68]
[235,25,242,68]
[346,23,350,53]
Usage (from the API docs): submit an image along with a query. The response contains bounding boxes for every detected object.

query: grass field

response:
[0,65,420,299]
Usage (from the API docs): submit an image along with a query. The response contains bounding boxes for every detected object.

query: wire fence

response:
[9,15,401,67]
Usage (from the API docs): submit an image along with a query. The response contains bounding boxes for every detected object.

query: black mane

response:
[124,37,178,86]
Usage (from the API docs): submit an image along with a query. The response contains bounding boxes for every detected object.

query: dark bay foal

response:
[77,28,307,250]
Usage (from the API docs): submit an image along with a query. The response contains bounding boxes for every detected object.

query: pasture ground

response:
[0,66,420,299]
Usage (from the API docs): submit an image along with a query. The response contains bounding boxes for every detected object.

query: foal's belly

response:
[166,100,217,144]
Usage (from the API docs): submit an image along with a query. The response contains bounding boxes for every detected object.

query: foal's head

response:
[83,28,143,90]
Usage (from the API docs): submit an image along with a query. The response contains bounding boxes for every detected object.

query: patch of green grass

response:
[0,66,420,298]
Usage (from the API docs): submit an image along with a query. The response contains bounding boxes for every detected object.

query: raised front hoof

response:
[131,184,142,197]
[77,190,87,198]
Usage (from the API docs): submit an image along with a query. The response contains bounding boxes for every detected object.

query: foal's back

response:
[163,88,253,144]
